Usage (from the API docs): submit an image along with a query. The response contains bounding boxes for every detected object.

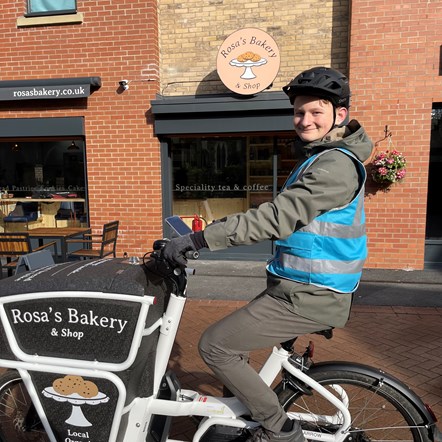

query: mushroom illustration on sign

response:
[43,375,109,427]
[229,51,267,79]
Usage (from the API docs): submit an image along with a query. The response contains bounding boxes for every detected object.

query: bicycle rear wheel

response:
[0,370,49,442]
[276,367,431,442]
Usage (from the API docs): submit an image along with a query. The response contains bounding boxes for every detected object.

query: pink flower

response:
[378,167,388,176]
[396,169,406,179]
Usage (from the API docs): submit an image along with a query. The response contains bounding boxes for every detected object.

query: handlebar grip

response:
[153,239,169,251]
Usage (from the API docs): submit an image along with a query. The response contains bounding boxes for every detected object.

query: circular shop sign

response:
[217,28,280,95]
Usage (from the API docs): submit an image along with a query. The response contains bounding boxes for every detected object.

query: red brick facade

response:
[349,0,442,269]
[0,1,161,257]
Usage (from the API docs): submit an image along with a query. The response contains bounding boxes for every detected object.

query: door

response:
[425,104,442,268]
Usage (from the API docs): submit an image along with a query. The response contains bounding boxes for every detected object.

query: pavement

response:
[168,260,442,439]
[186,259,442,307]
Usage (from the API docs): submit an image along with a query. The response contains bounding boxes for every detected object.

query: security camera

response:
[119,80,129,90]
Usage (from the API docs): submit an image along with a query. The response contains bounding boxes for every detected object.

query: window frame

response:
[25,0,77,17]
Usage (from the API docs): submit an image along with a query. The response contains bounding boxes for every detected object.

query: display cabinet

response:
[247,136,297,208]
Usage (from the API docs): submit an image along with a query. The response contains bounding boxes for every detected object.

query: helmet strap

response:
[328,106,337,133]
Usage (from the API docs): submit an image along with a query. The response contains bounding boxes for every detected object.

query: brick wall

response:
[349,0,442,269]
[158,0,350,95]
[0,1,161,257]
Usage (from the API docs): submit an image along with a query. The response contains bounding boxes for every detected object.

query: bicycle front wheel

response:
[276,367,431,442]
[0,370,49,442]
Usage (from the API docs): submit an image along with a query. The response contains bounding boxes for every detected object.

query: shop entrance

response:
[425,104,442,268]
[169,135,297,260]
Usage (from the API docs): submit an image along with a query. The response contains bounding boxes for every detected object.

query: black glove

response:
[162,232,206,268]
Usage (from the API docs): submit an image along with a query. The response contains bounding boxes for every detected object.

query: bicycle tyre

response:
[0,370,49,442]
[275,366,432,442]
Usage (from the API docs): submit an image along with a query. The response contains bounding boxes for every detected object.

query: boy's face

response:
[293,96,347,142]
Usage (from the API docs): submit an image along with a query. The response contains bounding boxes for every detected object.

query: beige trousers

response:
[198,293,330,433]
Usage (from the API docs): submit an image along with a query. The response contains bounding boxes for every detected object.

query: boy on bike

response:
[163,66,373,442]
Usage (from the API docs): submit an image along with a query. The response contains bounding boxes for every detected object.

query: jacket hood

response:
[295,119,373,163]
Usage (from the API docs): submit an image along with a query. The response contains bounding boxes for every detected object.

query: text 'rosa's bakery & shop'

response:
[217,28,280,94]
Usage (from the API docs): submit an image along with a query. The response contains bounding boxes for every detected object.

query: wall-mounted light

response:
[11,143,19,152]
[68,141,80,150]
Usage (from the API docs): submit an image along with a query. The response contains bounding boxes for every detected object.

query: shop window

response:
[0,140,85,196]
[171,137,247,223]
[170,135,296,227]
[26,0,77,17]
[0,139,87,226]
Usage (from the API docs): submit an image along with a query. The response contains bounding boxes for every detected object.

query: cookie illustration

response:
[53,378,75,395]
[52,375,99,398]
[237,51,261,62]
[80,380,99,398]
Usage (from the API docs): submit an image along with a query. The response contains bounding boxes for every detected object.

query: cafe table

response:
[26,227,91,262]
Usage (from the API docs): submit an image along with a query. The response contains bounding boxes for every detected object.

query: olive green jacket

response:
[203,120,373,327]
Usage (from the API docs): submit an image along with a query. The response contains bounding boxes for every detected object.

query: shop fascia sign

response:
[0,77,101,101]
[0,84,89,101]
[217,28,280,95]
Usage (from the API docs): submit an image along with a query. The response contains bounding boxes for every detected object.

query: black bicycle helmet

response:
[283,66,351,108]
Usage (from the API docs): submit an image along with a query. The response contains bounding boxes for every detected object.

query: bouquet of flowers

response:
[370,149,407,184]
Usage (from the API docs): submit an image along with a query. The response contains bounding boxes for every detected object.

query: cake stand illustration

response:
[43,375,109,427]
[229,57,267,79]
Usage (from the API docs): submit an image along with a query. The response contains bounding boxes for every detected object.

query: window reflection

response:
[27,0,76,16]
[0,140,85,198]
[170,136,296,227]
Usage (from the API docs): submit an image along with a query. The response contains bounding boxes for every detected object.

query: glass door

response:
[425,105,442,267]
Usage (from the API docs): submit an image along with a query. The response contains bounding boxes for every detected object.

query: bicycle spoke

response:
[0,371,49,442]
[277,369,430,441]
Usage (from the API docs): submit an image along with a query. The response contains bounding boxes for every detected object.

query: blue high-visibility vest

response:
[267,148,367,293]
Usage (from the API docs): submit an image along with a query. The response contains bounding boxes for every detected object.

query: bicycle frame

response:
[133,292,352,442]
[1,258,438,442]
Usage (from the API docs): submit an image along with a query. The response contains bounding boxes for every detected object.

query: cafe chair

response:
[0,232,57,278]
[54,202,85,227]
[66,220,119,260]
[3,202,39,231]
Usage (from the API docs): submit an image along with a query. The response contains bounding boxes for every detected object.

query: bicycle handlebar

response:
[143,239,195,296]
